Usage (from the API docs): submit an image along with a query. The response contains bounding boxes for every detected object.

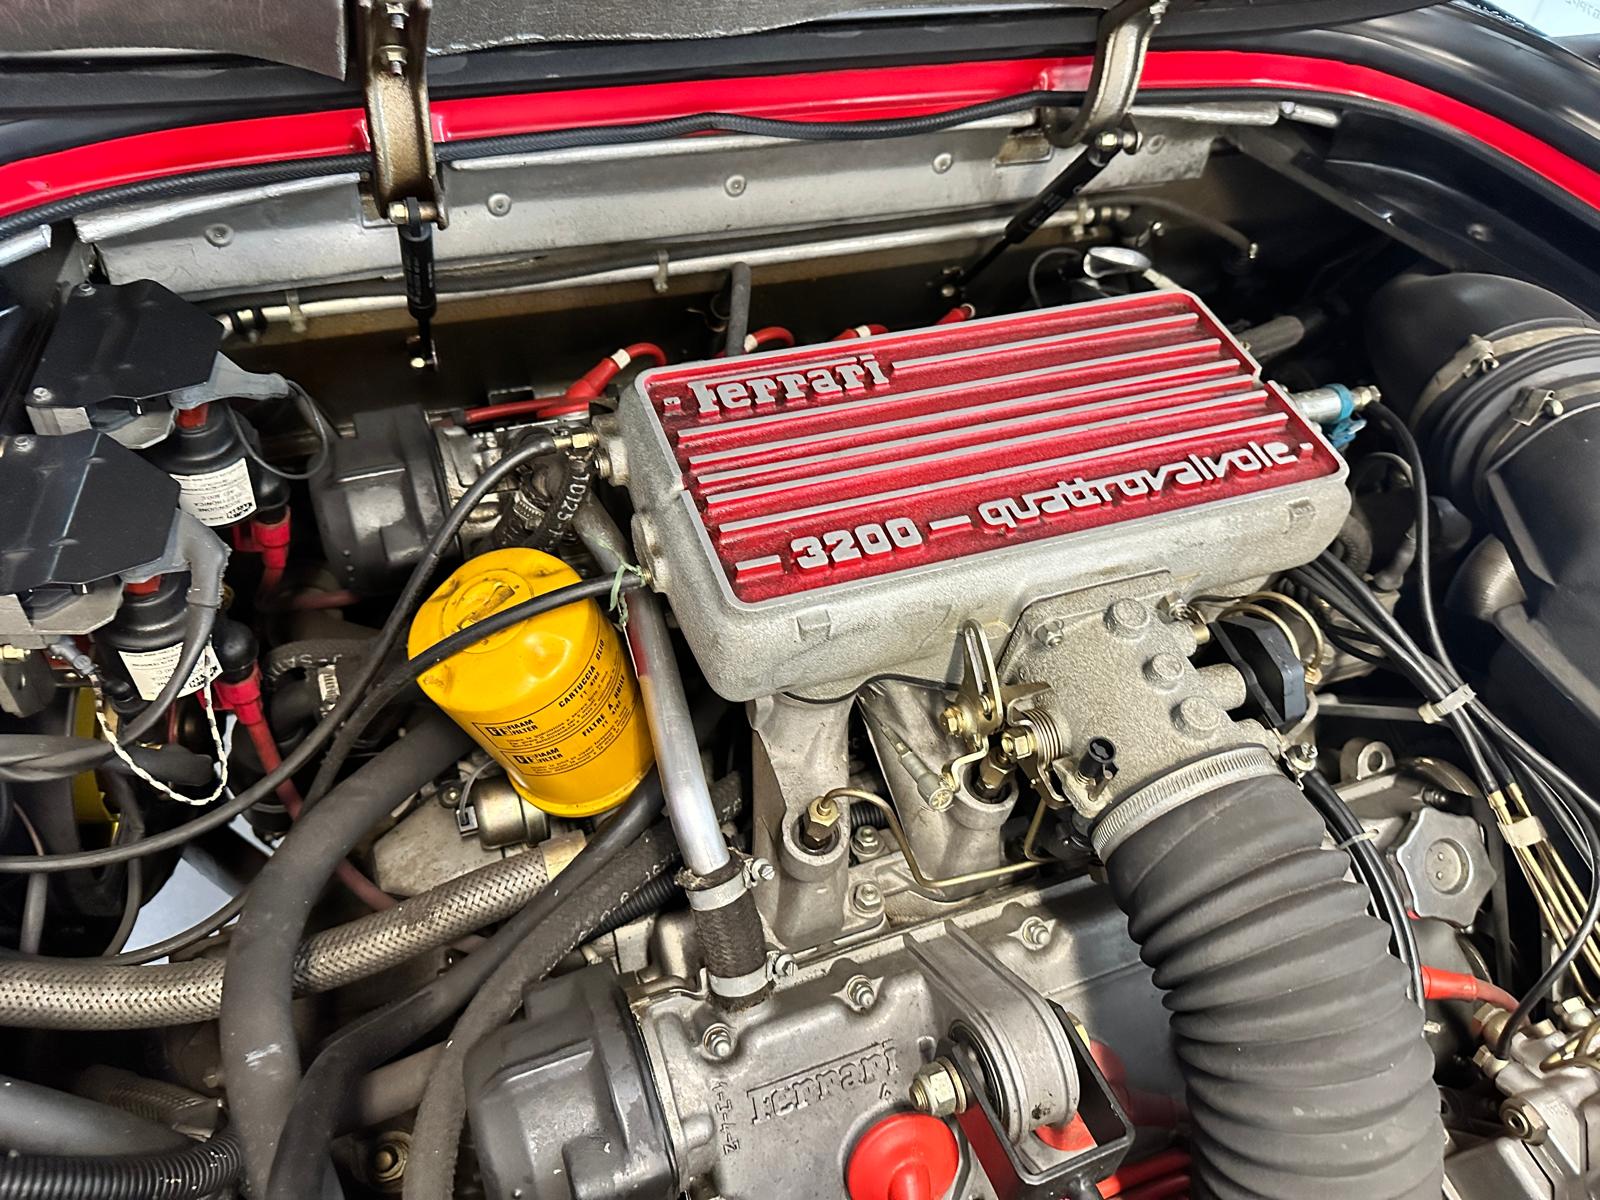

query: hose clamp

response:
[707,963,771,999]
[1412,325,1600,427]
[684,871,748,913]
[1091,745,1279,861]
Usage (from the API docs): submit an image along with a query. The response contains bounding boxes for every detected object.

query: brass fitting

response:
[800,794,843,852]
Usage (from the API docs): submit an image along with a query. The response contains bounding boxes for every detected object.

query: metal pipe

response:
[572,502,731,877]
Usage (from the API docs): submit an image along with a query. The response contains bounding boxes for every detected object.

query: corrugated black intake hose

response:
[1096,768,1441,1200]
[219,712,471,1197]
[0,1127,242,1200]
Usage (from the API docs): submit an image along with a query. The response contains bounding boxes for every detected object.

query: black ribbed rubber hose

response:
[1100,771,1441,1200]
[0,1128,242,1200]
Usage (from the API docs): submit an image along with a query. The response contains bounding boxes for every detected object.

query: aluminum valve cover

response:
[617,289,1348,700]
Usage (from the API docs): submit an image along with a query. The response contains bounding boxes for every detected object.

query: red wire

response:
[1421,964,1518,1012]
[745,325,796,350]
[241,714,395,911]
[1118,1178,1189,1200]
[464,342,669,426]
[1098,1151,1192,1198]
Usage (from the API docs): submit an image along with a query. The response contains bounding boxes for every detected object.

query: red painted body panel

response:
[4,52,1600,221]
[637,291,1341,605]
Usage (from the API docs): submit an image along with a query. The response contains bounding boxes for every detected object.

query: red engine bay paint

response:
[636,291,1341,605]
[4,51,1600,222]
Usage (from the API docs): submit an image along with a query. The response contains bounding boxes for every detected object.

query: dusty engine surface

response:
[617,290,1349,698]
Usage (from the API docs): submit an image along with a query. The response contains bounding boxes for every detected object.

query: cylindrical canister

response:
[407,548,653,818]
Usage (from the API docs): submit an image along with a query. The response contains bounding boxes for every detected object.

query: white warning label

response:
[119,643,223,702]
[173,459,256,526]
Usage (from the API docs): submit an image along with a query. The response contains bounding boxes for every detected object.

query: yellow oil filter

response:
[407,547,653,818]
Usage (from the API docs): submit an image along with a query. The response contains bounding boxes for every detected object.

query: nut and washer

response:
[1017,915,1053,950]
[851,824,884,858]
[909,1058,967,1117]
[852,881,885,916]
[845,975,877,1011]
[1501,1097,1548,1145]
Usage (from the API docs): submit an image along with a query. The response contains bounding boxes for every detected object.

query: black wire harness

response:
[1292,404,1600,1054]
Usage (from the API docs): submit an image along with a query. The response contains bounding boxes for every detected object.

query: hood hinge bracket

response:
[359,0,445,368]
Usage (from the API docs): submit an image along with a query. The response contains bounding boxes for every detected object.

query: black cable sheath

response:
[722,262,752,357]
[1301,769,1424,1003]
[263,777,667,1200]
[0,1127,243,1200]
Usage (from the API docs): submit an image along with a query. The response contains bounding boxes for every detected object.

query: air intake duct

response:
[1094,764,1441,1199]
[1367,272,1600,784]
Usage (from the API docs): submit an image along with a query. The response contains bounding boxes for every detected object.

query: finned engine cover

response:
[617,290,1348,699]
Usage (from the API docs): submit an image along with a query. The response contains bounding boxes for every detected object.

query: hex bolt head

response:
[701,1023,735,1061]
[1283,743,1319,776]
[1501,1098,1548,1145]
[724,174,748,197]
[486,192,513,217]
[28,386,51,404]
[852,882,884,916]
[370,1132,410,1188]
[909,1058,966,1117]
[852,825,883,858]
[1033,622,1066,648]
[743,857,776,886]
[767,951,798,980]
[998,728,1034,762]
[940,704,967,737]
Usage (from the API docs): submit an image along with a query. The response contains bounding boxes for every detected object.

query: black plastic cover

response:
[30,280,222,418]
[465,965,675,1200]
[308,404,446,593]
[0,431,180,594]
[1210,613,1309,730]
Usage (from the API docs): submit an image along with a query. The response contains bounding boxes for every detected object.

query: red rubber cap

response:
[847,1114,960,1200]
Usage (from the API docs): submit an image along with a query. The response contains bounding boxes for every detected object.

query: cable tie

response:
[608,562,645,629]
[1419,684,1475,724]
[1499,815,1547,849]
[1335,828,1379,851]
